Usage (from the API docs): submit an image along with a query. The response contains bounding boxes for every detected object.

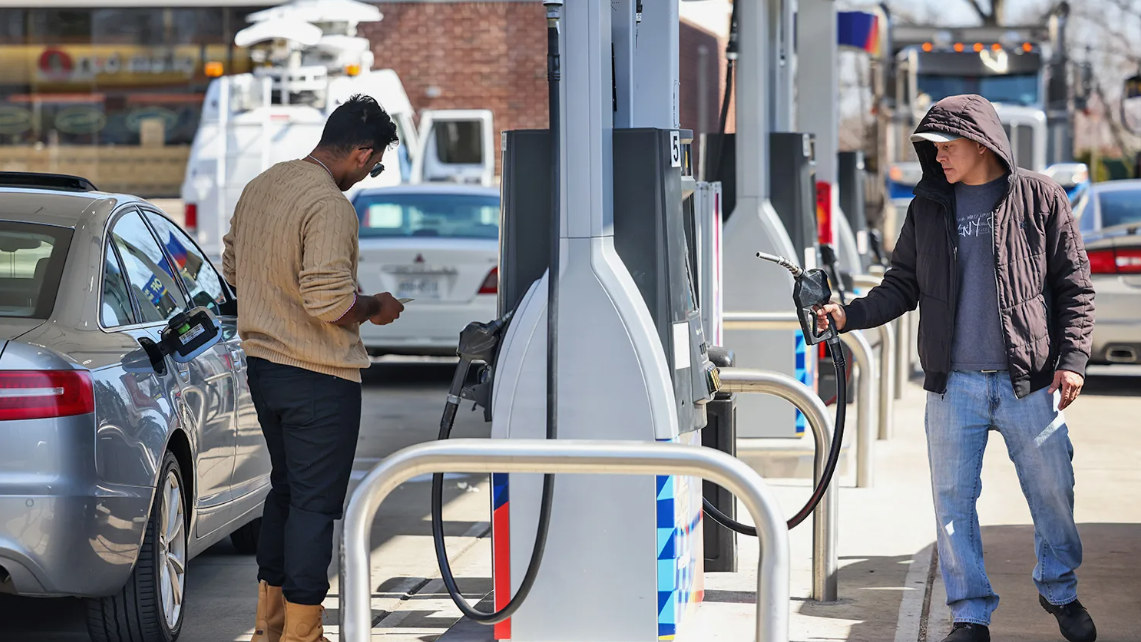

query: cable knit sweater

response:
[223,159,368,382]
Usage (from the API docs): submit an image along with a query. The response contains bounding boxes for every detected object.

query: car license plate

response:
[396,277,441,300]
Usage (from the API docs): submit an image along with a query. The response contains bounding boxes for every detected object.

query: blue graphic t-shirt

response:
[951,174,1009,371]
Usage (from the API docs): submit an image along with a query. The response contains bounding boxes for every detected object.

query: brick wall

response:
[362,2,727,176]
[680,20,730,179]
[362,2,549,166]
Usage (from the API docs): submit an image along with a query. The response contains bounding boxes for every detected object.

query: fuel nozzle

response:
[755,251,839,346]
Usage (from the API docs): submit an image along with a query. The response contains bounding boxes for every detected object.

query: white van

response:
[179,1,495,260]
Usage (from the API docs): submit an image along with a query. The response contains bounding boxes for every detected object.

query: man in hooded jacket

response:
[817,94,1097,642]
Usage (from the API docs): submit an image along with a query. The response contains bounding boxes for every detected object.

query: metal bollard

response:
[718,367,839,602]
[875,322,895,440]
[723,312,879,489]
[839,330,877,488]
[893,315,907,399]
[702,392,739,572]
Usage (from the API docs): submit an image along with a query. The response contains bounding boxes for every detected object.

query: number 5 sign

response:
[670,131,682,168]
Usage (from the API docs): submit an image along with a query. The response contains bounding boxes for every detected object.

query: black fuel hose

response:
[430,355,555,624]
[702,319,847,533]
[820,245,849,306]
[430,4,562,625]
[707,0,738,184]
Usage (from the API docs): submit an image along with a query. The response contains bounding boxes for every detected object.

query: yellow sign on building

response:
[0,44,249,88]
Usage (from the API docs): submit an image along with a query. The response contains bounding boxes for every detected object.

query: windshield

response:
[0,222,72,319]
[1097,189,1141,229]
[353,192,499,239]
[917,73,1039,107]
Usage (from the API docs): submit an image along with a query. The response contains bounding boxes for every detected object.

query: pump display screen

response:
[352,191,499,239]
[917,73,1039,107]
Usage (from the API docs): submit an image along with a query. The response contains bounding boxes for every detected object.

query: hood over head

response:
[911,94,1016,195]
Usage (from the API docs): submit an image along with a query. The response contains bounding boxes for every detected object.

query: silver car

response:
[1074,179,1141,364]
[0,173,269,641]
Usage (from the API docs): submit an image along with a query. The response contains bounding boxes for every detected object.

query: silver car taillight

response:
[0,370,95,421]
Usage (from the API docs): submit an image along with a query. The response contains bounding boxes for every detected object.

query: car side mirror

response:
[160,307,222,364]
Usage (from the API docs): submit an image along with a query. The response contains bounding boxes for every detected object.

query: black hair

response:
[317,94,399,156]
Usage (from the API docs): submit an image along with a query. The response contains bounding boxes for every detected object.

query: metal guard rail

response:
[717,367,838,602]
[339,439,791,642]
[722,312,879,487]
[850,273,910,400]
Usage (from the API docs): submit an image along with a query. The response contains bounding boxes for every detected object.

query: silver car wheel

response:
[158,470,186,629]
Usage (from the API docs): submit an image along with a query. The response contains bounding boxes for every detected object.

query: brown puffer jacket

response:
[845,94,1095,398]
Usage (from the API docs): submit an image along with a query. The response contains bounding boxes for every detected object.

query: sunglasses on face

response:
[358,146,385,178]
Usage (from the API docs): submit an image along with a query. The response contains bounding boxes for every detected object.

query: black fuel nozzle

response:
[756,252,839,346]
[456,310,514,364]
[447,311,515,422]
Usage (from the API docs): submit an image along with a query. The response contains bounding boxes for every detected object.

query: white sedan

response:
[351,184,499,356]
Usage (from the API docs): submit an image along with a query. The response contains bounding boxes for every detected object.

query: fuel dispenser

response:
[711,130,823,439]
[837,150,874,271]
[769,132,820,273]
[422,2,850,639]
[484,125,715,639]
[613,128,719,430]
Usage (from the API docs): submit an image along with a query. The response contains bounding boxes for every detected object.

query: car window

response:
[352,192,499,239]
[1074,189,1093,234]
[144,211,230,317]
[1095,189,1141,230]
[101,243,135,327]
[0,221,71,319]
[111,210,187,324]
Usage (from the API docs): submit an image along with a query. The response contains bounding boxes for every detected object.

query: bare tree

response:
[962,0,1006,26]
[1069,0,1141,156]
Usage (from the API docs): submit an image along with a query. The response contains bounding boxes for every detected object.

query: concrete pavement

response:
[3,360,1132,641]
[387,366,1141,641]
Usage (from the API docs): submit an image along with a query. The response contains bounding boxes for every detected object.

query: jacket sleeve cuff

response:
[842,302,866,332]
[1057,351,1089,377]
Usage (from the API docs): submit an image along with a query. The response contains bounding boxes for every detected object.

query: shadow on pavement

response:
[831,522,1141,642]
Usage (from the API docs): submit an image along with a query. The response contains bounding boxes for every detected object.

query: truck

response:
[180,0,495,260]
[871,2,1087,246]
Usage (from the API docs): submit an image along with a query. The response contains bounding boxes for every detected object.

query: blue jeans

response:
[925,370,1082,625]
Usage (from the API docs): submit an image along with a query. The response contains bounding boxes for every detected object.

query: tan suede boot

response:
[250,581,286,642]
[282,601,330,642]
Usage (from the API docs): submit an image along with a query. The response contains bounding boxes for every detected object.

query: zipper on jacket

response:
[990,205,1010,371]
[992,176,1017,385]
[944,199,959,374]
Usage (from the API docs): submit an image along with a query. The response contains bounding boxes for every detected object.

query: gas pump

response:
[769,132,821,277]
[485,129,714,641]
[423,2,850,639]
[838,150,876,271]
[439,2,709,639]
[709,0,823,440]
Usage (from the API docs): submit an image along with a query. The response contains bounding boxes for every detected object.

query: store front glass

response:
[0,7,258,196]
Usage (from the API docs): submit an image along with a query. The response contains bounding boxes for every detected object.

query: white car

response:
[351,184,499,356]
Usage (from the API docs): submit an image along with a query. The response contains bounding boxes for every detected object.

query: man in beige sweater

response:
[223,94,404,642]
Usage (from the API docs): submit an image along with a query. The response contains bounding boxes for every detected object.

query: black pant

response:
[247,357,361,605]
